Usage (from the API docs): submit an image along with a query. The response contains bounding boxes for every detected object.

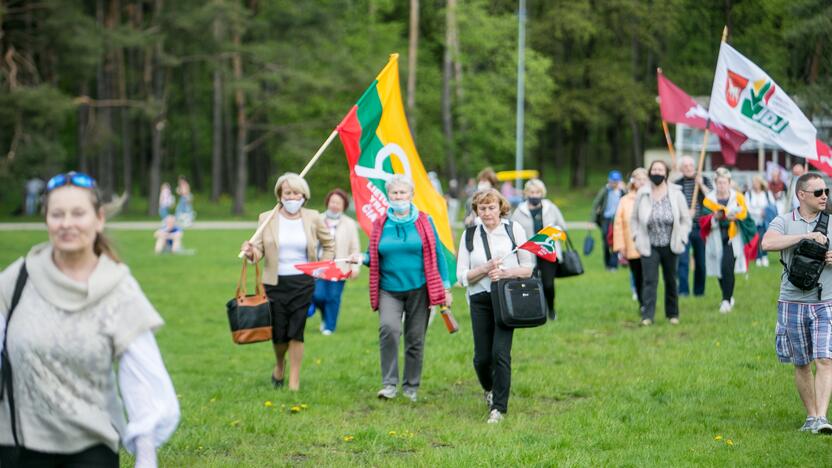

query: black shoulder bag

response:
[475,223,547,329]
[1,262,28,461]
[783,212,829,300]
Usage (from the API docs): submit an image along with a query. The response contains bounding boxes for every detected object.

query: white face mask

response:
[325,209,341,220]
[389,200,410,214]
[282,198,304,214]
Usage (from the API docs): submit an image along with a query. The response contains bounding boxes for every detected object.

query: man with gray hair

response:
[673,155,712,296]
[762,172,832,434]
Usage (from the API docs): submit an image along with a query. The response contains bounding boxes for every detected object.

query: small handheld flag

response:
[518,226,566,263]
[294,260,351,281]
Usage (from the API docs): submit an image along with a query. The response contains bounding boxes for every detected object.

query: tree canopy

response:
[0,0,829,214]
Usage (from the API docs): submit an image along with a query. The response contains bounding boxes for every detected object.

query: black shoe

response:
[271,374,284,388]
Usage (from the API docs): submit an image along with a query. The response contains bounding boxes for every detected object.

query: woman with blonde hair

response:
[350,174,452,402]
[459,188,534,424]
[241,172,334,391]
[511,178,566,319]
[703,168,754,313]
[613,168,648,311]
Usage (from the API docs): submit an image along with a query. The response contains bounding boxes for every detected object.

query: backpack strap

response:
[814,212,829,235]
[1,262,28,447]
[465,225,477,253]
[503,221,517,250]
[479,225,493,261]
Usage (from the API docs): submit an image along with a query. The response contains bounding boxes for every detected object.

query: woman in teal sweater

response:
[351,174,452,402]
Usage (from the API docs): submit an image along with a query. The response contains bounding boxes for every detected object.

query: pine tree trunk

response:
[116,40,132,205]
[78,82,89,172]
[184,64,204,191]
[210,16,224,201]
[406,0,419,136]
[147,0,165,217]
[570,124,587,188]
[223,74,235,196]
[232,32,247,215]
[441,0,457,186]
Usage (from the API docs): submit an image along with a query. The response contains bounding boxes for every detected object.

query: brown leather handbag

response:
[226,260,272,344]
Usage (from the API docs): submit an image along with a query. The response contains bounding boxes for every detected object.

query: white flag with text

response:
[708,42,818,159]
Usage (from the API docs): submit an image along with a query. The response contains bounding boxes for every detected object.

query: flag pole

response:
[657,68,677,170]
[238,129,340,258]
[662,120,677,169]
[690,26,728,212]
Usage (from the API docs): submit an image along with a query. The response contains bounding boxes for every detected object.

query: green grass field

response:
[1,228,830,467]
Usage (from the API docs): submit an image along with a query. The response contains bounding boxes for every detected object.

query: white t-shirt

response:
[277,214,308,276]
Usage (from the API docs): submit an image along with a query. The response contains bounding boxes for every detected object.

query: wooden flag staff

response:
[656,68,678,170]
[238,129,340,258]
[690,26,728,212]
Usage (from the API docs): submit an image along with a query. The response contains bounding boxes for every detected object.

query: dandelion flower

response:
[264,401,273,408]
[388,431,397,436]
[343,435,354,442]
[291,406,301,413]
[726,439,734,446]
[714,435,722,441]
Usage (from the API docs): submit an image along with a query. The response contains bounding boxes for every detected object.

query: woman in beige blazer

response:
[241,173,334,391]
[613,168,647,311]
[308,188,360,335]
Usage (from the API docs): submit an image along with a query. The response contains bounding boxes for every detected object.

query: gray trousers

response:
[378,287,430,390]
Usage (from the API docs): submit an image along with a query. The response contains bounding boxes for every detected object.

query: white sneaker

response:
[762,257,770,267]
[631,292,638,301]
[402,388,418,402]
[321,329,333,336]
[730,297,735,307]
[755,259,762,267]
[487,409,504,424]
[377,385,397,399]
[719,300,731,314]
[319,324,326,332]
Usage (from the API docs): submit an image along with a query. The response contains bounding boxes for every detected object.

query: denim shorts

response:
[775,301,832,366]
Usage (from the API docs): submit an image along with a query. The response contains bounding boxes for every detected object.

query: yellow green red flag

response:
[336,54,456,282]
[518,225,566,262]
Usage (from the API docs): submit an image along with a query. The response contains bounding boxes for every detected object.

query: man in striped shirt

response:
[674,156,713,296]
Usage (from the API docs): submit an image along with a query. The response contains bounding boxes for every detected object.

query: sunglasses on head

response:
[46,172,97,193]
[801,188,830,198]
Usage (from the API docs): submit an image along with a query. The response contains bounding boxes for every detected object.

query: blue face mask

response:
[389,200,410,214]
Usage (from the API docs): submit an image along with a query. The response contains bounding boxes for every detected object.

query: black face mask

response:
[649,174,666,186]
[528,197,542,206]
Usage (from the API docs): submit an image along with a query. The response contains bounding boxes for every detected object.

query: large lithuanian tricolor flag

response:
[336,54,456,282]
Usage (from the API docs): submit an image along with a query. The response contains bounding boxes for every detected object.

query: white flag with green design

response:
[708,42,818,159]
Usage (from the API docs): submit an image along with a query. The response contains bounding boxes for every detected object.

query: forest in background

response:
[0,0,829,215]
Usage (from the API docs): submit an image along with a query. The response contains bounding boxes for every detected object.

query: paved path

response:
[0,220,597,231]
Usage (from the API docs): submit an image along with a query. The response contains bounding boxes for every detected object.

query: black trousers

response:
[0,444,118,468]
[469,291,514,413]
[641,245,679,320]
[628,258,644,307]
[536,258,557,318]
[719,241,736,302]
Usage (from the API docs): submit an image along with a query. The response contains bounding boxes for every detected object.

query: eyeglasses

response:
[46,172,97,193]
[801,188,830,198]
